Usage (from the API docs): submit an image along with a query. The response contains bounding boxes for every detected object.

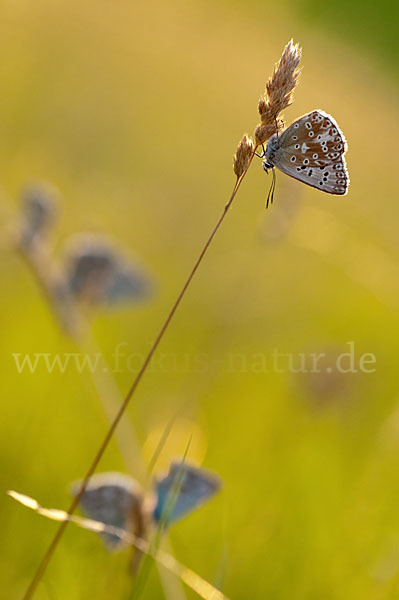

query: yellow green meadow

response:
[1,1,398,599]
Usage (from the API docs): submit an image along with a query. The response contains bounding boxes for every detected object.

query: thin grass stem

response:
[22,152,256,599]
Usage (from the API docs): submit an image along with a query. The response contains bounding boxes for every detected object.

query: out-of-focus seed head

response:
[19,183,59,248]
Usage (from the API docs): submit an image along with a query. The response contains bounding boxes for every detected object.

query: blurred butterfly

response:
[71,472,148,551]
[153,462,221,524]
[258,110,349,207]
[63,233,153,307]
[71,461,221,553]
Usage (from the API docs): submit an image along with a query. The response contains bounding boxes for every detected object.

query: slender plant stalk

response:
[14,239,148,478]
[22,37,302,599]
[14,226,186,599]
[15,240,81,336]
[129,439,193,600]
[22,152,256,600]
[9,489,228,600]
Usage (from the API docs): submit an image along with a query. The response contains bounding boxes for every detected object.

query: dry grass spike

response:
[233,135,255,178]
[254,39,302,145]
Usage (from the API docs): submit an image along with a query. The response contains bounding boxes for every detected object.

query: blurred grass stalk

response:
[11,188,187,600]
[8,490,227,600]
[11,188,148,477]
[129,439,197,599]
[20,39,302,599]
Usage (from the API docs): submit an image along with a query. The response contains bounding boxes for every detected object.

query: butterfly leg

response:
[253,143,266,159]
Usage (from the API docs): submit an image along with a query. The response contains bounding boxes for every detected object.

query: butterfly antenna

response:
[266,168,276,209]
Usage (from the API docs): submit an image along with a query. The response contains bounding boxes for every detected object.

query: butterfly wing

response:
[71,472,143,550]
[153,462,221,525]
[272,110,349,195]
[105,261,153,306]
[64,234,153,307]
[64,235,116,303]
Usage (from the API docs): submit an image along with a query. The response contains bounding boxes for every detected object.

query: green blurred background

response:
[1,0,399,598]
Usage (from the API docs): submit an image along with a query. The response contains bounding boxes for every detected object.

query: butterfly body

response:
[263,110,349,195]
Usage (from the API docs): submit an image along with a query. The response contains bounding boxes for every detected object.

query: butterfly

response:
[63,234,153,307]
[259,110,349,207]
[71,462,221,552]
[71,472,146,551]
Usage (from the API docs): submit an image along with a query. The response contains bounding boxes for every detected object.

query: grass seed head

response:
[233,134,255,178]
[255,39,302,145]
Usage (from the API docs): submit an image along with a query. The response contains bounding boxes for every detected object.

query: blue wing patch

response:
[64,234,153,307]
[105,261,153,306]
[153,462,221,525]
[71,472,144,551]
